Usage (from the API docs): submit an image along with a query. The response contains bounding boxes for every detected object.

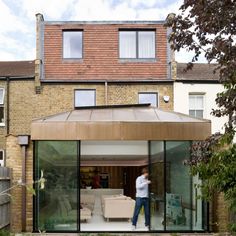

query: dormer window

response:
[63,31,83,59]
[119,30,156,59]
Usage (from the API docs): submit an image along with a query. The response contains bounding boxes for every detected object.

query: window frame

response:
[74,89,96,108]
[119,29,156,60]
[62,30,84,60]
[0,88,5,125]
[0,149,4,167]
[188,93,205,118]
[138,92,159,107]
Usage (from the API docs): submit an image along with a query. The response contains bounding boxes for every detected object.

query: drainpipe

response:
[105,81,108,105]
[6,76,10,134]
[18,135,29,232]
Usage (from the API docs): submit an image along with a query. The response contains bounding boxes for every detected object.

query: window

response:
[138,92,158,107]
[75,90,96,107]
[0,150,4,167]
[119,30,155,59]
[189,94,204,118]
[0,88,4,124]
[63,31,83,59]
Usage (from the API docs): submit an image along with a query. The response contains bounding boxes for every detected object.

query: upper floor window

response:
[189,94,204,118]
[0,88,4,125]
[119,30,156,59]
[138,92,158,107]
[75,89,96,107]
[63,31,83,59]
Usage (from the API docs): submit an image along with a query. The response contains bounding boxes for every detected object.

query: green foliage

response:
[190,139,236,231]
[0,229,11,236]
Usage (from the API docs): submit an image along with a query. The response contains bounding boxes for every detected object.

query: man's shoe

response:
[131,225,136,231]
[145,226,149,231]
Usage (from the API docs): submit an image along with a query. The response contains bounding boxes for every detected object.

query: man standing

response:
[132,167,151,230]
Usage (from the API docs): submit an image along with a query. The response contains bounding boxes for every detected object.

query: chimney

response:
[35,13,44,94]
[166,13,177,80]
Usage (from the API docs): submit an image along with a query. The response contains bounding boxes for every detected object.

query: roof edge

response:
[44,20,166,25]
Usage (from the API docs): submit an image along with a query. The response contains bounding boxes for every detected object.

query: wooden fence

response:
[0,167,11,229]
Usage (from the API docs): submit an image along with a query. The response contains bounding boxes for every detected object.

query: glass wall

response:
[34,140,207,232]
[165,141,192,230]
[35,141,78,232]
[150,141,164,230]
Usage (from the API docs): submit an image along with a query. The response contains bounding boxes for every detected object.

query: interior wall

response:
[97,166,124,189]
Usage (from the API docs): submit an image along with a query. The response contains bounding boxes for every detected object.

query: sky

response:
[0,0,206,62]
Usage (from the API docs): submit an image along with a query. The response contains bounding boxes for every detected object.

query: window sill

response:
[0,123,5,127]
[62,59,83,63]
[119,58,157,63]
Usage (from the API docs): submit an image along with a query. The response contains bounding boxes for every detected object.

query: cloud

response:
[0,0,29,33]
[20,0,76,20]
[0,0,206,63]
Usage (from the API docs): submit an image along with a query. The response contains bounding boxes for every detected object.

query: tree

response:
[166,0,236,231]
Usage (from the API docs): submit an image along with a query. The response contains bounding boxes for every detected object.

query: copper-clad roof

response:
[31,105,211,141]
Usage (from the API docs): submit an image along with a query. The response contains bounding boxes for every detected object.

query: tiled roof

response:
[177,63,219,81]
[0,60,35,77]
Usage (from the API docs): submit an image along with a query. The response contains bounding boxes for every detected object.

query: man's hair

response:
[142,167,148,174]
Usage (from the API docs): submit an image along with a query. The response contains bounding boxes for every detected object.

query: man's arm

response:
[136,177,150,189]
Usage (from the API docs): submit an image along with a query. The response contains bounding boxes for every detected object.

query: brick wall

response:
[108,83,173,110]
[5,80,173,232]
[9,80,173,135]
[44,23,168,80]
[5,79,229,233]
[212,193,230,232]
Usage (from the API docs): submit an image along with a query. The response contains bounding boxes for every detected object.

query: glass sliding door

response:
[150,141,165,230]
[35,141,78,232]
[165,141,192,231]
[34,139,207,233]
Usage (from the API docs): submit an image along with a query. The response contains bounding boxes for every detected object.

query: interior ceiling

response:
[37,141,186,167]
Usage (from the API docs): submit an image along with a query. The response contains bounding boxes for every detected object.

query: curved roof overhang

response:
[31,105,211,141]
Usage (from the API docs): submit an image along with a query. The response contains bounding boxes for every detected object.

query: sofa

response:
[57,195,92,222]
[101,195,135,221]
[80,194,95,212]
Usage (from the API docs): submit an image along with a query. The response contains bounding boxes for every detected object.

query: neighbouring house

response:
[174,63,235,143]
[0,13,228,234]
[0,60,35,167]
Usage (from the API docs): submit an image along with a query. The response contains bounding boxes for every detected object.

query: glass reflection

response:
[35,141,78,231]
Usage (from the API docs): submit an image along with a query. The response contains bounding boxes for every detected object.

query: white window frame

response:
[189,93,205,118]
[63,31,83,59]
[138,92,159,107]
[74,89,96,107]
[0,88,5,126]
[0,149,5,167]
[119,30,156,59]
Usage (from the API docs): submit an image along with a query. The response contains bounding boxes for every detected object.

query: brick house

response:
[1,13,228,234]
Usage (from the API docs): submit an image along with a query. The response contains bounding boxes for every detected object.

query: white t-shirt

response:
[135,175,149,198]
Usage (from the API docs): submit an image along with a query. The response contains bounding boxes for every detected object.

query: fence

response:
[0,167,11,229]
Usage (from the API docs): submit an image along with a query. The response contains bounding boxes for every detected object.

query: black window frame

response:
[119,28,156,60]
[62,29,84,60]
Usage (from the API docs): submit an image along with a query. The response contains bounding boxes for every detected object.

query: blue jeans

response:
[132,197,150,227]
